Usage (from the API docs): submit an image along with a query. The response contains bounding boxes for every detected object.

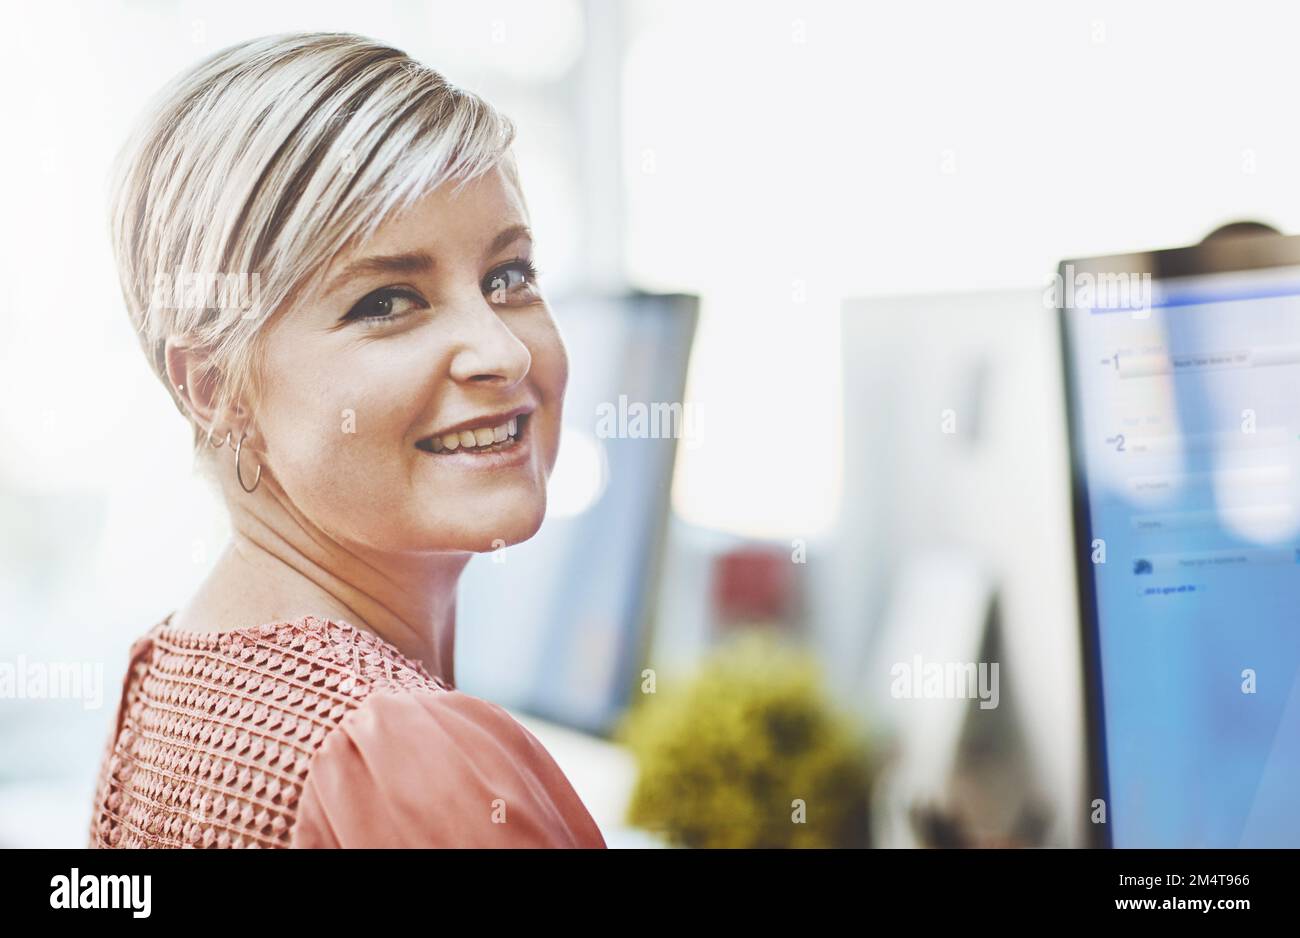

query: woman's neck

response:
[172,472,469,687]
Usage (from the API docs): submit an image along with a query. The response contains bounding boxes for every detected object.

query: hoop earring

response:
[207,427,231,448]
[234,428,262,493]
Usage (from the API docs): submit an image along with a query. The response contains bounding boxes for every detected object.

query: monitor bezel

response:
[1056,231,1300,848]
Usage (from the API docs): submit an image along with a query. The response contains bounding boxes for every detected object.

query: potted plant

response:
[616,628,872,848]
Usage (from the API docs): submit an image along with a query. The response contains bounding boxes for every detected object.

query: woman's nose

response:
[445,296,532,387]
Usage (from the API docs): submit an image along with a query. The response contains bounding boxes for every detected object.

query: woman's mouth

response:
[414,413,529,457]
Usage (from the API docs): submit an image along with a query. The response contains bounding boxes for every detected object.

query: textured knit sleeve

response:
[289,688,607,848]
[87,633,158,848]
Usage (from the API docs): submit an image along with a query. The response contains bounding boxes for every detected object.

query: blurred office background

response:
[5,0,1300,847]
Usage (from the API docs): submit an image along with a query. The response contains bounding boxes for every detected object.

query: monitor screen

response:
[1062,258,1300,847]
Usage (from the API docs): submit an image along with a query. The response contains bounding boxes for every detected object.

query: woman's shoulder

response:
[145,612,453,696]
[95,613,604,848]
[291,685,608,848]
[92,614,450,847]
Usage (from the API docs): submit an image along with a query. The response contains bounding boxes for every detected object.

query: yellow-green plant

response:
[616,628,872,848]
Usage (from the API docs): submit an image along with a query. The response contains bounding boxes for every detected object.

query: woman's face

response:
[250,166,568,554]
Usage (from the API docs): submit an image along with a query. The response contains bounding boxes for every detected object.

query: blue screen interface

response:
[1065,266,1300,847]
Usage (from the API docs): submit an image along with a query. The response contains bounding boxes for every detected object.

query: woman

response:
[88,32,606,848]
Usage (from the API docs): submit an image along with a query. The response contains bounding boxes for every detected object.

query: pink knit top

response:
[88,614,606,848]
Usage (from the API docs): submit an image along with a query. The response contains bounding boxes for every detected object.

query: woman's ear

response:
[164,337,231,439]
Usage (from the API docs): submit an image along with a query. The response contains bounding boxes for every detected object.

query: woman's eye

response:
[484,260,541,306]
[343,287,426,326]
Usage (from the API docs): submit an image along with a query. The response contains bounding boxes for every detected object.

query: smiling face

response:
[248,165,568,555]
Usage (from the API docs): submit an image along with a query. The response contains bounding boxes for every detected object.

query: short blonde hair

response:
[110,32,516,452]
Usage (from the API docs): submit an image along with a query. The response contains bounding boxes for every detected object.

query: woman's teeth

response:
[422,417,518,454]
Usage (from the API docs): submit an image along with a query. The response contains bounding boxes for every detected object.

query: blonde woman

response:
[88,32,605,848]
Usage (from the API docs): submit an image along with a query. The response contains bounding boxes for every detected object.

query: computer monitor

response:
[1059,235,1300,847]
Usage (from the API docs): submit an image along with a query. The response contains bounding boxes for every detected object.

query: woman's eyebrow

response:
[323,225,530,295]
[485,224,532,260]
[324,250,435,295]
